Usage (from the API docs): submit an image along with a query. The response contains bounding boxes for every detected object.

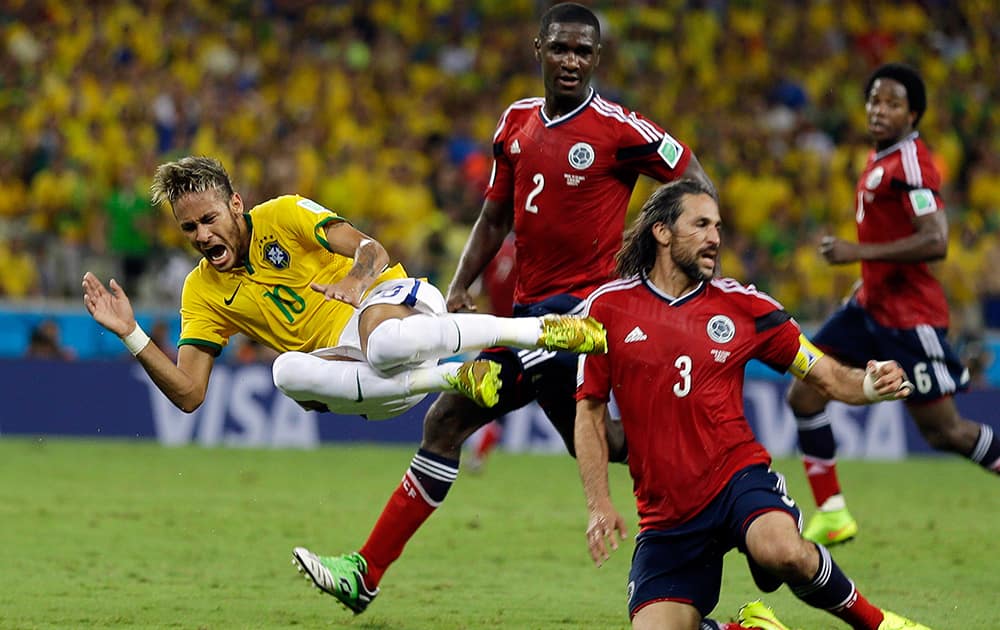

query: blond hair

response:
[150,156,235,208]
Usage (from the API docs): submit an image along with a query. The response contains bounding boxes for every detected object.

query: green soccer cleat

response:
[538,314,608,354]
[292,547,379,614]
[446,359,502,408]
[736,600,792,630]
[878,610,931,630]
[802,507,858,546]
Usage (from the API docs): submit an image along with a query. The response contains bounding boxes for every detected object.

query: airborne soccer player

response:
[83,156,607,422]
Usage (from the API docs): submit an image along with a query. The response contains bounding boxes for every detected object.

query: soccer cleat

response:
[446,359,502,408]
[736,600,792,630]
[538,314,608,354]
[292,547,379,614]
[877,610,931,629]
[802,507,858,546]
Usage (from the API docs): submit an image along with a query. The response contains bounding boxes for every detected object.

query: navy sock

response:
[970,425,1000,473]
[409,448,459,504]
[789,544,855,610]
[795,411,836,459]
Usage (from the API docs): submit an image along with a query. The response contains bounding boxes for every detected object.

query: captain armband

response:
[787,334,824,379]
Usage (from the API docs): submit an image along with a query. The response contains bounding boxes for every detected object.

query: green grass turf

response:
[0,438,996,629]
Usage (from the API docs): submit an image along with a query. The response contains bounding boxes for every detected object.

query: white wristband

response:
[121,324,151,356]
[862,368,881,402]
[864,360,907,402]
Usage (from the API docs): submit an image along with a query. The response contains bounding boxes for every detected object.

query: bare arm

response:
[82,272,214,412]
[821,211,947,264]
[575,397,628,567]
[311,221,391,306]
[446,197,514,312]
[802,356,911,405]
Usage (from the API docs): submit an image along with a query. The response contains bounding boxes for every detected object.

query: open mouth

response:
[205,244,229,265]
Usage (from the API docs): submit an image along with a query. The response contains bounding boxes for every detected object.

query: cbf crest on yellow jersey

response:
[179,195,406,355]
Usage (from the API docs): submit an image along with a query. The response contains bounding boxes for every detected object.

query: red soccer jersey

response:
[854,132,949,328]
[486,89,692,304]
[578,277,801,531]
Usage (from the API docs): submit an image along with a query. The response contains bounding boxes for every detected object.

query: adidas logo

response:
[624,326,647,343]
[511,139,521,154]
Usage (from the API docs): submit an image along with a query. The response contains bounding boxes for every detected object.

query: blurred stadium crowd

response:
[2,0,1000,343]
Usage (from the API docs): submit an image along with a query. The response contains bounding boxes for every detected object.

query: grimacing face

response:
[866,78,915,146]
[669,193,722,282]
[535,21,600,112]
[172,189,248,272]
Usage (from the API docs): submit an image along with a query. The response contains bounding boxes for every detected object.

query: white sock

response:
[366,313,541,372]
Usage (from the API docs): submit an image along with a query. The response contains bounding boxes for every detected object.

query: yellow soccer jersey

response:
[178,195,406,355]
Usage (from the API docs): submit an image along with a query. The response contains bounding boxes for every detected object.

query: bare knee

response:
[911,407,979,453]
[422,394,491,458]
[751,535,816,583]
[746,512,818,583]
[786,378,828,415]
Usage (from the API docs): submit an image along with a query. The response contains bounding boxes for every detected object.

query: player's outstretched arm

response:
[575,397,628,567]
[446,198,514,312]
[83,272,214,412]
[803,356,913,406]
[311,222,391,307]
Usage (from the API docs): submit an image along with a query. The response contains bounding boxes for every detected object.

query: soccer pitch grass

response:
[1,439,997,629]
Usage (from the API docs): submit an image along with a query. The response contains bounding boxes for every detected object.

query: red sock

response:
[475,421,502,460]
[802,455,841,507]
[832,590,885,629]
[359,471,437,587]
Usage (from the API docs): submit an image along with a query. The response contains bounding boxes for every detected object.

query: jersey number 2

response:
[525,173,544,214]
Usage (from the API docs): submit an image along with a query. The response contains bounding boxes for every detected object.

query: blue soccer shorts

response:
[627,465,801,619]
[811,299,969,403]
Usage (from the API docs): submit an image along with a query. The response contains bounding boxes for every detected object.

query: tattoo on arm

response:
[347,239,379,282]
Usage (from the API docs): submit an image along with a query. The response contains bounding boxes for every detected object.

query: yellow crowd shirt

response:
[178,195,406,355]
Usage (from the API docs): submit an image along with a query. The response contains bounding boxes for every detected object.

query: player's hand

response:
[82,272,137,337]
[863,359,914,401]
[585,502,628,567]
[819,235,860,265]
[445,287,477,313]
[311,277,366,307]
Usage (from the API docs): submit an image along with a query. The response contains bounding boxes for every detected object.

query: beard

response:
[671,247,713,282]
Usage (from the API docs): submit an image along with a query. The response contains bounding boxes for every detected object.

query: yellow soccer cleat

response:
[538,314,607,354]
[736,600,792,630]
[878,610,932,630]
[802,507,858,546]
[446,359,502,408]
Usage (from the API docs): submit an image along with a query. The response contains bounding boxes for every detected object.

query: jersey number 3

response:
[673,355,692,397]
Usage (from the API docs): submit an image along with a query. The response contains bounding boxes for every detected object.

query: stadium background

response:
[2,0,1000,450]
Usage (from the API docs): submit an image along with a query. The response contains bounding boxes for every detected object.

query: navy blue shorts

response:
[627,465,801,619]
[812,300,969,403]
[474,294,584,423]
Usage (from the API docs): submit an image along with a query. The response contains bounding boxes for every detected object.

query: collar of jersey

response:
[641,274,705,306]
[872,130,920,162]
[539,87,595,127]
